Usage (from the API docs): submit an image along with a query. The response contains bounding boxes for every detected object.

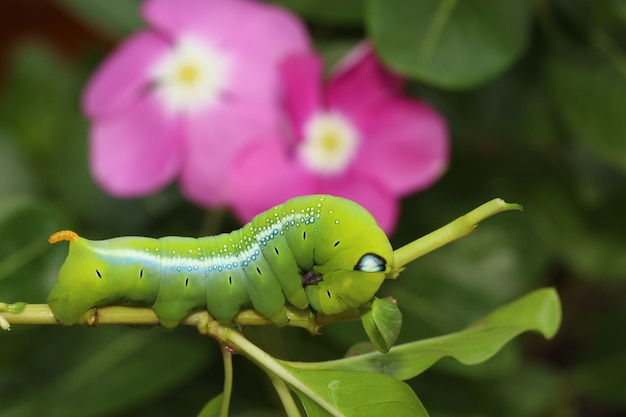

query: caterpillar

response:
[48,195,394,328]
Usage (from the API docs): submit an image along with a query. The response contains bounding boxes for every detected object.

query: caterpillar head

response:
[304,199,394,315]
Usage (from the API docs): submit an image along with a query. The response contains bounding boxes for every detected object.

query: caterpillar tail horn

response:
[49,230,80,244]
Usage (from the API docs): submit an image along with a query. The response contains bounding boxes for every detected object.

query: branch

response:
[389,198,522,277]
[0,302,361,334]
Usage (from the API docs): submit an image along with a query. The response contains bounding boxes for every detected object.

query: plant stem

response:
[206,323,339,416]
[219,344,234,417]
[266,372,302,417]
[0,304,329,332]
[390,199,522,276]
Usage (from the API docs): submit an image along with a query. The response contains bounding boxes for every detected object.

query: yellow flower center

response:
[321,132,340,152]
[299,113,359,175]
[178,63,199,85]
[151,36,230,114]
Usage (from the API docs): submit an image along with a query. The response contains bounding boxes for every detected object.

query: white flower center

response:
[298,113,359,175]
[151,36,230,115]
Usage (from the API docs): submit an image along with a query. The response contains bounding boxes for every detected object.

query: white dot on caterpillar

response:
[335,219,339,224]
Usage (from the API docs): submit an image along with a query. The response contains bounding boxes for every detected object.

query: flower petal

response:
[180,102,284,207]
[315,175,399,234]
[228,138,316,223]
[83,32,170,118]
[142,0,244,39]
[280,52,324,140]
[354,98,449,195]
[225,51,282,106]
[143,0,309,59]
[89,95,182,196]
[326,42,404,120]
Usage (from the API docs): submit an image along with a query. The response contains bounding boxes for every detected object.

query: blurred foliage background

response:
[0,0,625,416]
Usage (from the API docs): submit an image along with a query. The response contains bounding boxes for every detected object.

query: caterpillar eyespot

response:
[47,195,393,329]
[354,253,387,273]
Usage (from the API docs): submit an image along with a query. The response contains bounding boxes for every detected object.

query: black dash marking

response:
[333,241,340,247]
[228,276,233,285]
[256,267,262,275]
[185,277,189,287]
[326,290,332,298]
[274,247,279,255]
[302,231,307,240]
[95,269,102,279]
[139,268,144,279]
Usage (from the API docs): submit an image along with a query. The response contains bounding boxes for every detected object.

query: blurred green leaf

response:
[286,366,428,416]
[491,365,561,417]
[367,0,531,88]
[519,178,626,281]
[1,328,213,417]
[573,350,626,408]
[547,48,626,173]
[53,0,144,37]
[290,288,561,380]
[269,0,364,25]
[0,43,76,159]
[0,196,63,301]
[197,393,223,417]
[0,137,34,195]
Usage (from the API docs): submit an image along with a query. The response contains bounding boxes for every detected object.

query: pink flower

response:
[83,0,310,206]
[228,44,449,233]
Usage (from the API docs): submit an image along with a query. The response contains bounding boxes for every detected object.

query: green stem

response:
[390,199,522,276]
[266,371,302,417]
[219,344,234,417]
[0,304,326,333]
[208,323,341,417]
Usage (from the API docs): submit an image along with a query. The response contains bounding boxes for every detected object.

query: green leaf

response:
[197,393,224,417]
[286,366,429,417]
[360,298,402,353]
[367,0,531,88]
[289,288,561,380]
[547,48,626,173]
[231,327,427,416]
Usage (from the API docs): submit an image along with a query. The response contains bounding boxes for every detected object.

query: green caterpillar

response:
[48,195,393,328]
